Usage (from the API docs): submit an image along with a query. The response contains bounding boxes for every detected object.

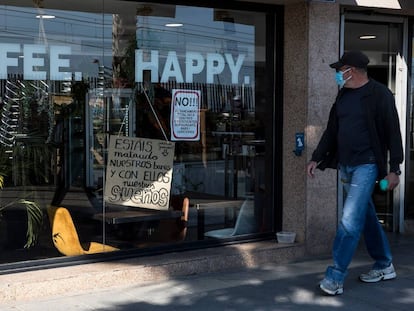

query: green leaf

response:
[17,199,43,248]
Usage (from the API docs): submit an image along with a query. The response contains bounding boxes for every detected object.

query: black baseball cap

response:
[329,51,370,69]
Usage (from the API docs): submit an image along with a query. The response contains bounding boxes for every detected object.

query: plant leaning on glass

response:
[0,173,43,248]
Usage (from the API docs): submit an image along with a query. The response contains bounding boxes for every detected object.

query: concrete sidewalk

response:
[1,233,414,310]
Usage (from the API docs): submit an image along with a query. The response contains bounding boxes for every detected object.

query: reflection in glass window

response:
[0,1,275,266]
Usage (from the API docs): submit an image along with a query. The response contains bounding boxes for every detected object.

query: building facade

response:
[0,0,413,274]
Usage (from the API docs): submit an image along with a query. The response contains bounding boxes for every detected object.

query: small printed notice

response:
[104,136,175,210]
[170,89,201,141]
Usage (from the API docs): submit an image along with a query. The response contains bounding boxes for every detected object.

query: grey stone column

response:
[282,1,340,255]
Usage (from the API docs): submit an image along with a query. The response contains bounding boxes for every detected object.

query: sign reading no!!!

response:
[170,89,201,141]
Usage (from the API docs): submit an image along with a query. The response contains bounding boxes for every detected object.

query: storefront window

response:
[0,1,276,265]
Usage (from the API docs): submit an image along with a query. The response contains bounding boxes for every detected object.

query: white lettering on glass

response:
[135,49,249,85]
[0,43,82,81]
[50,45,72,81]
[24,44,47,80]
[206,53,225,84]
[0,44,20,79]
[161,51,184,83]
[225,53,245,84]
[185,52,204,83]
[135,49,159,83]
[0,43,249,84]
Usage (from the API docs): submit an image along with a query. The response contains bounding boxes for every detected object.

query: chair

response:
[145,197,190,243]
[204,199,257,238]
[47,206,119,256]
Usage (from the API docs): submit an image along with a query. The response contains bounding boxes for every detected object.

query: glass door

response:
[343,15,407,232]
[405,23,414,232]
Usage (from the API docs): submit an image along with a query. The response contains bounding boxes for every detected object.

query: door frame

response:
[338,12,409,233]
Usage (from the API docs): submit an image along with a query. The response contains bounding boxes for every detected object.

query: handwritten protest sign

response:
[170,89,201,141]
[104,136,175,210]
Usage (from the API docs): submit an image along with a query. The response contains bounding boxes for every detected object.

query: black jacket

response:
[311,79,403,179]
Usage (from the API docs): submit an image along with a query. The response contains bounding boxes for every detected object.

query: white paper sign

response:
[104,136,175,210]
[170,89,201,141]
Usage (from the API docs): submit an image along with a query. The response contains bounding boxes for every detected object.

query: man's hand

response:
[307,161,318,178]
[384,172,400,190]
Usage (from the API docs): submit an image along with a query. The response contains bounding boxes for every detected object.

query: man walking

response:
[306,50,403,295]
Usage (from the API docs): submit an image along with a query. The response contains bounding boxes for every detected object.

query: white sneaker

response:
[359,263,397,283]
[319,278,344,295]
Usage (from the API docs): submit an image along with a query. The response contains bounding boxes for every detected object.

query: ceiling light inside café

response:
[36,14,55,19]
[359,35,376,40]
[165,23,183,27]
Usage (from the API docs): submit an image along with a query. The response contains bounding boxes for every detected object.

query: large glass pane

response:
[0,1,275,265]
[128,5,270,241]
[0,2,111,262]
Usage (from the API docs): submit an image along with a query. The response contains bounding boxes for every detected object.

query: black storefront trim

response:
[0,0,284,273]
[0,233,273,275]
[122,0,279,12]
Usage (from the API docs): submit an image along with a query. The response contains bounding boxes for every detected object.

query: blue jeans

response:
[325,164,393,283]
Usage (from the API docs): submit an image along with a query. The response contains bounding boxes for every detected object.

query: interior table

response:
[93,208,183,225]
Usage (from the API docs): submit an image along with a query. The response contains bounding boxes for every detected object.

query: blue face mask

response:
[335,68,351,88]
